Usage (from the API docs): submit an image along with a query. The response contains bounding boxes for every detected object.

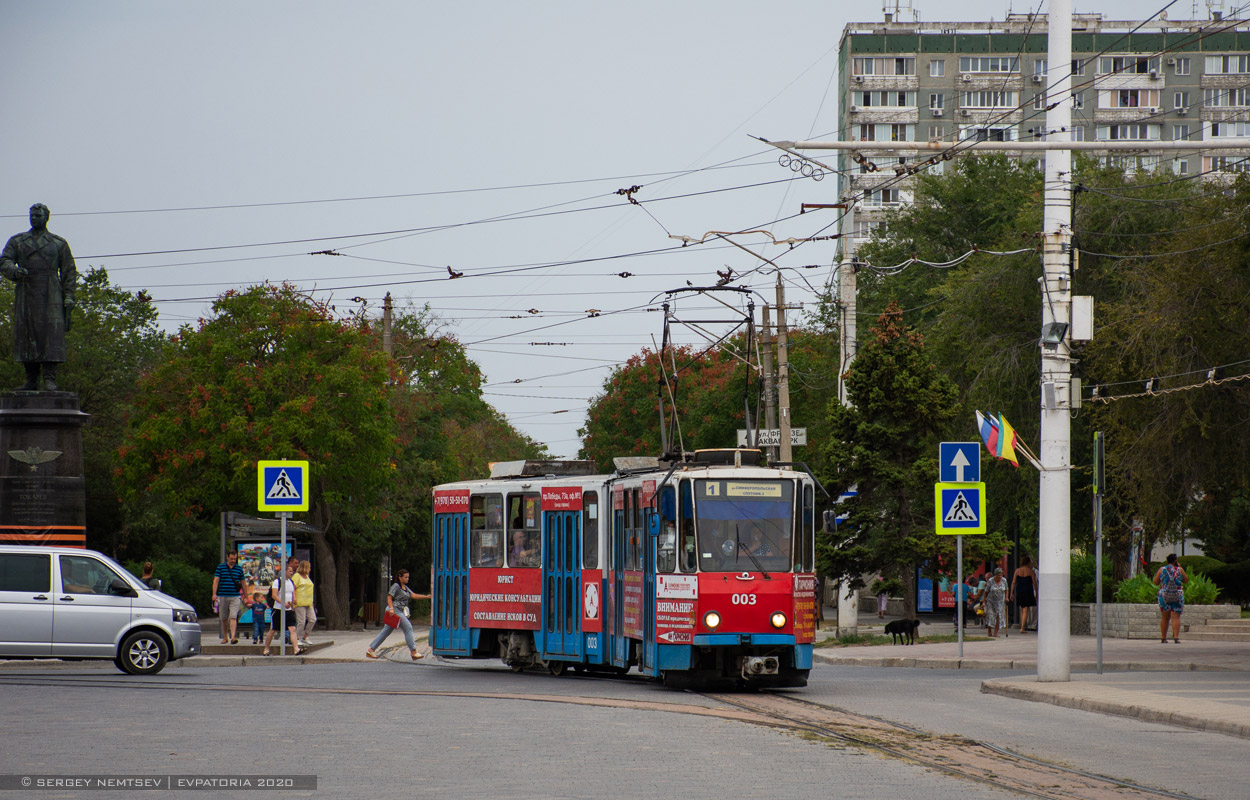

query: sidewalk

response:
[0,621,432,671]
[816,615,1250,739]
[183,619,432,666]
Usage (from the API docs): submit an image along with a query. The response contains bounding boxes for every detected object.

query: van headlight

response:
[703,611,721,630]
[770,612,787,629]
[173,610,197,623]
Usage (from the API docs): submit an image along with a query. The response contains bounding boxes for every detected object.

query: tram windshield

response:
[695,479,794,573]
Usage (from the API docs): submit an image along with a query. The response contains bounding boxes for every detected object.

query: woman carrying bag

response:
[365,569,430,661]
[1154,553,1189,643]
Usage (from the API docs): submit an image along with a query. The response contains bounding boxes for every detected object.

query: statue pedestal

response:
[0,392,89,547]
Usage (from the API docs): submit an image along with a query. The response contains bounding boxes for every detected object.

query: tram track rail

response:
[0,672,1201,800]
[702,692,1201,800]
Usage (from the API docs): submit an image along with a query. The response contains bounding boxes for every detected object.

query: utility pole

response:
[760,303,779,462]
[382,292,394,357]
[1038,0,1073,682]
[379,291,394,627]
[834,211,860,636]
[774,275,793,464]
[838,214,858,406]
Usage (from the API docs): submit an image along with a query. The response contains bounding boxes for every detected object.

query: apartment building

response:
[838,12,1250,239]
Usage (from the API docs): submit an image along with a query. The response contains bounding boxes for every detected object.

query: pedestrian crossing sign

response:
[258,460,309,512]
[934,481,986,535]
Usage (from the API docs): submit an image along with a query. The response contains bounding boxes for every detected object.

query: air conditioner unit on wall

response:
[1166,57,1176,66]
[1148,106,1160,114]
[1149,69,1159,79]
[849,105,860,113]
[961,74,973,82]
[960,109,971,116]
[1032,74,1043,84]
[932,108,943,117]
[1177,107,1188,115]
[855,75,864,83]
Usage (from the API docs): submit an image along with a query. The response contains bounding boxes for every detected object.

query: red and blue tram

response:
[430,449,819,688]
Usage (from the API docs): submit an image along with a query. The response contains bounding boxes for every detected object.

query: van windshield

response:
[695,479,794,572]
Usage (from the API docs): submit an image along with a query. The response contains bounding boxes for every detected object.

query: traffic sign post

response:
[937,444,984,657]
[934,482,986,536]
[258,461,309,512]
[258,460,309,655]
[939,442,980,483]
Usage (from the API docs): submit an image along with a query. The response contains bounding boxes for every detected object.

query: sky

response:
[2,0,1178,458]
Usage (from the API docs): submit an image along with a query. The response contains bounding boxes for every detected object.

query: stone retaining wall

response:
[1070,603,1239,638]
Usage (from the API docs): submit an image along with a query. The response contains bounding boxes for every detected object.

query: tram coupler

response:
[740,655,780,678]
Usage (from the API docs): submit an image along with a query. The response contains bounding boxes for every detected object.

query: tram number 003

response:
[730,593,758,605]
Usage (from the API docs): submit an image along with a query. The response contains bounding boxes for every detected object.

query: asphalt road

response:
[0,659,1243,799]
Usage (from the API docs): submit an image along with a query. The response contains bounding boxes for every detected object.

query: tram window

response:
[678,480,696,572]
[582,491,599,569]
[631,489,643,570]
[656,486,676,573]
[801,484,815,572]
[624,490,635,570]
[470,494,503,567]
[695,479,793,573]
[657,517,677,573]
[506,493,541,568]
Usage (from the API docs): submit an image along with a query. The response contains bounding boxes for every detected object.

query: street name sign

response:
[737,428,807,447]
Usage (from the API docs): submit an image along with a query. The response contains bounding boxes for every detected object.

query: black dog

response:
[884,618,921,645]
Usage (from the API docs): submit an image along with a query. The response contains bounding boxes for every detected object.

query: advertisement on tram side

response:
[467,568,542,630]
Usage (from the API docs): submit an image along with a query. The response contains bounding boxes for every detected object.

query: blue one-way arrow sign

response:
[939,442,980,483]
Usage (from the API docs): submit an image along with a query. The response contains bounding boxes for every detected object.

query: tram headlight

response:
[704,611,721,630]
[770,612,788,629]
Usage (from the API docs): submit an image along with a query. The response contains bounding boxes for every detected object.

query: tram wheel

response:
[509,662,524,673]
[548,661,567,676]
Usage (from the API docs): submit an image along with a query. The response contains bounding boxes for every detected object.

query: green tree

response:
[848,157,1045,561]
[1082,175,1250,564]
[372,302,546,586]
[817,303,1008,614]
[578,344,746,471]
[116,284,399,628]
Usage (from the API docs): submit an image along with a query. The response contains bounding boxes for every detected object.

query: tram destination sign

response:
[736,428,807,447]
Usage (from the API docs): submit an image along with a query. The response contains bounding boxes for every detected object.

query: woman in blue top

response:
[1153,553,1189,643]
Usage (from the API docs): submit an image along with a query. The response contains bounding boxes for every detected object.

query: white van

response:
[0,545,202,674]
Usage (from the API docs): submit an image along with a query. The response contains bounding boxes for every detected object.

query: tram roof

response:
[488,459,598,479]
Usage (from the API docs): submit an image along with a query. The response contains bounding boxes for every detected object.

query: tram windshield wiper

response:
[733,526,770,579]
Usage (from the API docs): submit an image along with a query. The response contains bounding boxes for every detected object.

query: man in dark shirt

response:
[212,551,248,644]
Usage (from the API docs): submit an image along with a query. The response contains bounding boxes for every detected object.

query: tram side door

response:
[540,496,582,659]
[639,508,658,673]
[432,490,470,655]
[611,491,628,667]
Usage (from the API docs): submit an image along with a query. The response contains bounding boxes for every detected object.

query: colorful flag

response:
[975,410,999,457]
[996,413,1020,468]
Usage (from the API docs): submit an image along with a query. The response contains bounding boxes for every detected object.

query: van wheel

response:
[116,631,169,675]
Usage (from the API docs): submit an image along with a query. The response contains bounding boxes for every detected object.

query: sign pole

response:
[279,511,290,656]
[957,534,963,658]
[1094,431,1105,674]
[257,459,310,658]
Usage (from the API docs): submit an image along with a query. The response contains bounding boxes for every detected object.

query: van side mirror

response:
[110,578,138,597]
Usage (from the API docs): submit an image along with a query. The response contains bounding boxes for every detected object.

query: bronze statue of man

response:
[0,204,77,391]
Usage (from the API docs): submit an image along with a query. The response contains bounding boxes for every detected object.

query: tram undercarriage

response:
[661,644,809,689]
